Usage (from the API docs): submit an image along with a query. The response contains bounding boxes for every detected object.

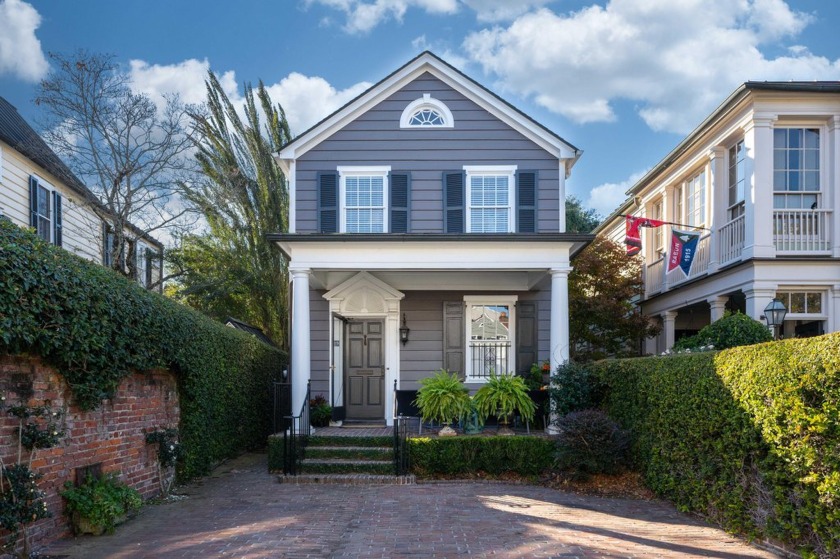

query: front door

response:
[345,320,384,420]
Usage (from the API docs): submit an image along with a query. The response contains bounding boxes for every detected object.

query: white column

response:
[384,302,400,427]
[707,147,726,272]
[547,267,571,435]
[830,116,840,257]
[662,311,677,350]
[831,284,840,333]
[745,287,776,333]
[290,268,311,417]
[743,115,776,259]
[708,295,728,322]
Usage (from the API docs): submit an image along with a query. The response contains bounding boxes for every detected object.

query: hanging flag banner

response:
[624,216,666,256]
[667,228,701,276]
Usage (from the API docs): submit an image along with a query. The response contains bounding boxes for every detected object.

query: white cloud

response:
[586,170,648,218]
[129,58,239,111]
[128,57,371,137]
[463,1,840,134]
[461,0,554,22]
[264,73,372,135]
[306,0,458,34]
[0,0,48,82]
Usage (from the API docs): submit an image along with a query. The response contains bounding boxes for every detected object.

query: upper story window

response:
[465,166,516,233]
[338,166,390,233]
[400,94,454,129]
[728,140,746,220]
[773,128,820,209]
[28,176,62,246]
[651,199,664,257]
[685,169,706,227]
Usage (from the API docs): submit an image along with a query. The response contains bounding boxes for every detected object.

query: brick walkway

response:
[42,452,781,559]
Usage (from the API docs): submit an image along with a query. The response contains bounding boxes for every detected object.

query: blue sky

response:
[2,0,840,218]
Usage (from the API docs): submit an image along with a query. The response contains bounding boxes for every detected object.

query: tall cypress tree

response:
[170,73,291,346]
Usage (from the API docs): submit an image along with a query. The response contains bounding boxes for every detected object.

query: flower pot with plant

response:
[414,370,470,436]
[61,473,142,535]
[309,395,332,428]
[473,373,536,435]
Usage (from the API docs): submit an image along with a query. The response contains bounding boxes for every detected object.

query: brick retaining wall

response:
[0,354,180,551]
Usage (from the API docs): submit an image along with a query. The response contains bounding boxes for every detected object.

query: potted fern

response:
[414,370,470,436]
[473,373,536,435]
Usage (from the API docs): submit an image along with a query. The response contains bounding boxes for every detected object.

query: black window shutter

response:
[29,176,38,228]
[390,172,410,233]
[317,172,338,233]
[443,171,464,233]
[516,170,537,233]
[53,191,63,246]
[516,301,537,374]
[442,301,465,375]
[102,222,111,266]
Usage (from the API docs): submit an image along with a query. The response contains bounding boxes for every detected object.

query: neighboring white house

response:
[0,96,163,291]
[270,52,592,425]
[598,82,840,353]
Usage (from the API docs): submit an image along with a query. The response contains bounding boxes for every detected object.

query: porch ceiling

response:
[310,269,549,291]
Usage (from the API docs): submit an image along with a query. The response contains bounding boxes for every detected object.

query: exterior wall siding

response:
[309,288,331,398]
[0,140,102,263]
[295,73,560,233]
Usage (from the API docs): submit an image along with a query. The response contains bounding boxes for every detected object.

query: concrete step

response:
[305,446,392,460]
[301,458,394,475]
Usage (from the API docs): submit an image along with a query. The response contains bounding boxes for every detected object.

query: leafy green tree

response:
[565,196,601,233]
[169,73,291,346]
[569,237,659,361]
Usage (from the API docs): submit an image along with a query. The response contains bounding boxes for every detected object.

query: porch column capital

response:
[708,296,728,322]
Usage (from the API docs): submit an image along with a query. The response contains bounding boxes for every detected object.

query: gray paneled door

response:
[345,320,384,420]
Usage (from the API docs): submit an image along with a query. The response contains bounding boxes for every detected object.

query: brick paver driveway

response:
[44,452,779,559]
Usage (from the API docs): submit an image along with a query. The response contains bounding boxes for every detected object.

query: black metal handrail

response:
[272,381,292,434]
[392,380,410,476]
[283,381,311,476]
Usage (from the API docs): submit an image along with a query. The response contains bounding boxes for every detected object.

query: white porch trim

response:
[323,272,405,426]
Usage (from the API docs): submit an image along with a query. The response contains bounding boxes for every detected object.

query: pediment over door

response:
[323,271,405,316]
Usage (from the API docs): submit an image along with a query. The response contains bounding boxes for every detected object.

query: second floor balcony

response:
[644,208,833,297]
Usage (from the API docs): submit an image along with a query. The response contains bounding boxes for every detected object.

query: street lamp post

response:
[763,298,787,340]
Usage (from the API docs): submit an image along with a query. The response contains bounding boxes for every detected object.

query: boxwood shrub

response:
[590,335,840,556]
[0,220,285,481]
[409,436,554,477]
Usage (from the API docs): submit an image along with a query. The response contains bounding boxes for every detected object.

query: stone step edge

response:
[278,473,416,485]
[301,458,392,465]
[306,446,392,452]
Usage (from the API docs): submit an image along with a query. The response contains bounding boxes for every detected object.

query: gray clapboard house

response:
[270,52,592,425]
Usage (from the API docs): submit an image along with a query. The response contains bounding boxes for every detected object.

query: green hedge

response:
[0,220,285,481]
[409,436,554,477]
[591,336,840,556]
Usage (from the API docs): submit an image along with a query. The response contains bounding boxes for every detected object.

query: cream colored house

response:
[0,96,162,290]
[598,82,840,352]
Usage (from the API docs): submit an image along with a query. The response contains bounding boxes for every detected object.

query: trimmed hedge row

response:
[590,335,840,556]
[0,220,285,480]
[409,436,554,477]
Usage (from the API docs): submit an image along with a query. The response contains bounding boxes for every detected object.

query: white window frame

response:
[31,175,55,243]
[775,290,826,319]
[399,93,454,128]
[463,295,517,382]
[337,166,390,233]
[464,165,516,233]
[772,125,824,210]
[728,139,746,220]
[651,198,664,258]
[685,168,706,228]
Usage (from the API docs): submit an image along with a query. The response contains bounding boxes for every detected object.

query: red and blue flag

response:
[667,228,701,276]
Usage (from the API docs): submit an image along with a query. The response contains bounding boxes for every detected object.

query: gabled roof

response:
[595,80,840,234]
[276,51,581,174]
[225,317,277,348]
[0,96,163,250]
[0,96,95,202]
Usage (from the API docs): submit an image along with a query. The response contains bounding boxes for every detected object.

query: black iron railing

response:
[393,415,410,476]
[283,381,310,476]
[272,381,292,434]
[468,340,511,379]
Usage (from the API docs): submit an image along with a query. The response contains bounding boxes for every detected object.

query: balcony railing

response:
[773,209,832,253]
[719,214,745,264]
[645,233,711,297]
[468,340,510,380]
